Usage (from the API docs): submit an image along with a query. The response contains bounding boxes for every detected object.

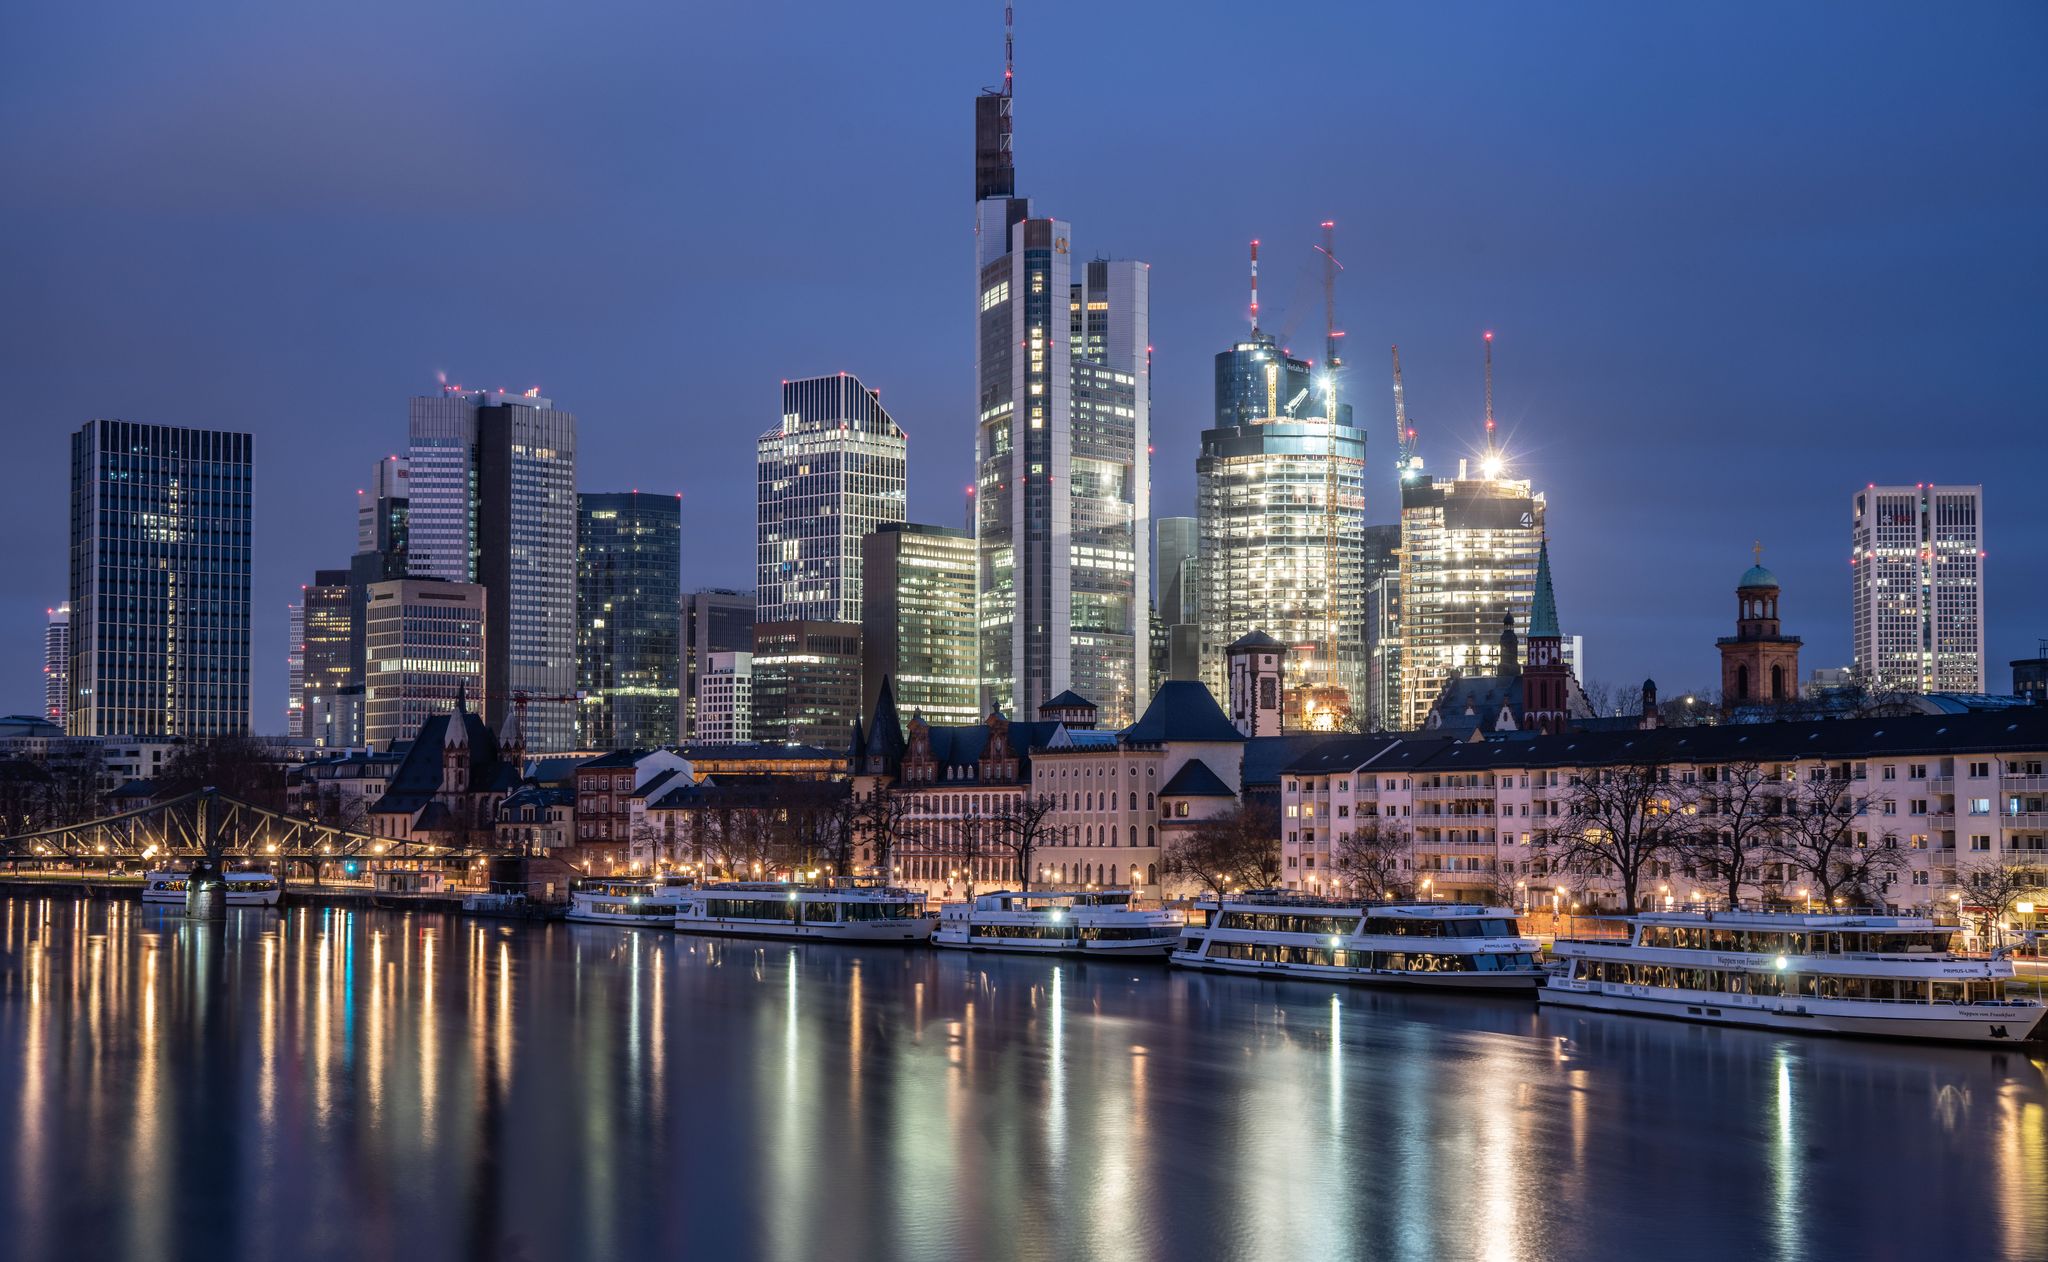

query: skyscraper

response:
[406,384,579,747]
[1196,324,1366,728]
[301,570,353,745]
[1852,484,1986,693]
[1361,523,1401,731]
[43,603,69,725]
[750,621,862,749]
[1396,457,1547,730]
[973,50,1149,724]
[697,651,752,744]
[286,601,304,736]
[69,420,253,737]
[1155,516,1202,683]
[577,492,682,749]
[756,374,907,624]
[342,457,411,747]
[682,588,755,741]
[862,523,979,727]
[362,578,485,747]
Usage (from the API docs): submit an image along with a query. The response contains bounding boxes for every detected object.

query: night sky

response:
[4,2,2043,731]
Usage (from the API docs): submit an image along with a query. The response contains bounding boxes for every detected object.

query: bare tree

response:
[1678,761,1780,910]
[988,795,1064,892]
[1954,861,2048,950]
[853,783,911,881]
[770,781,854,877]
[1773,773,1905,909]
[1163,801,1281,903]
[1328,817,1412,901]
[1537,759,1688,913]
[157,735,292,812]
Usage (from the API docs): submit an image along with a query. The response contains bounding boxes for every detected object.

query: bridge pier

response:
[185,860,227,920]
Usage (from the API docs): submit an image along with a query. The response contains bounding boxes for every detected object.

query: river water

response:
[0,897,2040,1262]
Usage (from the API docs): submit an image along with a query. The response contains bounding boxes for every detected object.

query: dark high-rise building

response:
[1214,333,1316,430]
[1362,523,1402,732]
[973,35,1149,726]
[682,588,754,740]
[301,569,353,745]
[1155,516,1201,683]
[577,492,682,749]
[751,620,862,750]
[69,420,253,737]
[346,456,410,745]
[861,523,978,727]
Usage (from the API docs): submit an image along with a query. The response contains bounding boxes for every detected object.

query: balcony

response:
[2003,775,2048,794]
[1925,776,1955,794]
[1415,783,1500,801]
[2003,813,2048,831]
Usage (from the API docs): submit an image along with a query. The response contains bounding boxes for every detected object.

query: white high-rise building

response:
[755,374,906,625]
[1851,484,1985,693]
[43,603,69,725]
[696,651,752,744]
[972,58,1149,724]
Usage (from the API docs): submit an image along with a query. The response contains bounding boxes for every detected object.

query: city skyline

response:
[4,3,2045,728]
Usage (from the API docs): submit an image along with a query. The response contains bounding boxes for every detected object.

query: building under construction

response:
[1195,233,1366,730]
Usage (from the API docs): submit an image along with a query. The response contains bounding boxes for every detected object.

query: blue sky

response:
[3,1,2043,729]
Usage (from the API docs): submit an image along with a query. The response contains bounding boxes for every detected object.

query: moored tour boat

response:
[141,870,283,907]
[1542,909,2046,1044]
[933,889,1184,957]
[1171,894,1545,990]
[674,879,935,943]
[564,875,693,926]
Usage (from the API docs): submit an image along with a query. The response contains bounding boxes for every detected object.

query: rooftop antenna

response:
[1392,344,1417,473]
[1248,239,1260,337]
[1004,3,1014,96]
[1483,330,1496,447]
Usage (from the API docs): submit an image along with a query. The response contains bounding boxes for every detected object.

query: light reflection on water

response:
[0,898,2043,1261]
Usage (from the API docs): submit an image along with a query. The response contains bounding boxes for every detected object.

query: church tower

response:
[1717,545,1802,713]
[1226,631,1286,737]
[1522,541,1571,734]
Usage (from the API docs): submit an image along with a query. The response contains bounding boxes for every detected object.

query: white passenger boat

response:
[1171,894,1545,991]
[564,875,693,926]
[1543,909,2046,1044]
[674,879,936,943]
[141,870,283,907]
[933,889,1184,957]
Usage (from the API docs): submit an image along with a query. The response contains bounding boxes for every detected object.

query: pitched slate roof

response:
[369,701,520,816]
[1042,690,1095,710]
[1226,630,1285,652]
[1159,759,1234,798]
[1123,681,1245,744]
[1240,734,1329,789]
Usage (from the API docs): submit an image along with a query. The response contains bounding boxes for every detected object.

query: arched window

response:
[1129,792,1137,810]
[1110,865,1119,885]
[1146,827,1154,846]
[1146,793,1154,811]
[1771,664,1785,701]
[1129,826,1137,847]
[1737,664,1750,700]
[1146,863,1158,885]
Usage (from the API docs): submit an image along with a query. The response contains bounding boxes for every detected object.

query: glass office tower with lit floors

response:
[578,492,682,749]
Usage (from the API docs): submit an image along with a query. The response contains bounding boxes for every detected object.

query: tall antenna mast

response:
[1313,221,1348,711]
[1248,239,1260,337]
[1483,330,1496,447]
[1317,222,1345,378]
[1392,344,1416,472]
[1004,4,1014,95]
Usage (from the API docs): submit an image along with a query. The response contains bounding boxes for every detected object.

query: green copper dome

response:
[1739,564,1779,589]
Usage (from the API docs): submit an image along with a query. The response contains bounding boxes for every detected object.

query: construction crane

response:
[1391,344,1418,478]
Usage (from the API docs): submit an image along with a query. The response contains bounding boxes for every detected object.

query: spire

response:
[866,677,905,765]
[1529,540,1561,639]
[1483,330,1496,446]
[1499,610,1521,677]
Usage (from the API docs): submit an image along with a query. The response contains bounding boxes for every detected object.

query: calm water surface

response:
[0,897,2042,1262]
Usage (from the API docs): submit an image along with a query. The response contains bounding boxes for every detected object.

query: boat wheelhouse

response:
[933,889,1184,956]
[675,880,935,943]
[1170,895,1545,990]
[1543,909,2046,1044]
[141,870,283,907]
[564,875,693,926]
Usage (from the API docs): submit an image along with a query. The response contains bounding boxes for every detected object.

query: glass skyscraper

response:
[861,523,979,727]
[974,220,1150,725]
[362,578,485,747]
[69,420,253,738]
[577,492,682,749]
[301,569,353,744]
[756,373,907,625]
[409,386,578,750]
[1195,376,1367,729]
[1396,460,1547,730]
[682,588,754,741]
